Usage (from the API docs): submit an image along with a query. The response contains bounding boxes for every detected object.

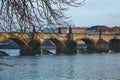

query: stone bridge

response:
[0,32,120,55]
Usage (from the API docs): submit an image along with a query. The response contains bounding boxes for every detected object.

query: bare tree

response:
[0,0,85,33]
[0,0,85,55]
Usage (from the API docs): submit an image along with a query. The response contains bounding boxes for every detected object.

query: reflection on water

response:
[0,52,120,80]
[0,49,56,56]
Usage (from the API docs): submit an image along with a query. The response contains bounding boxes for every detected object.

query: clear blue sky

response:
[65,0,120,27]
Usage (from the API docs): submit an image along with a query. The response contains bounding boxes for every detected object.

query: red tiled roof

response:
[110,27,120,31]
[95,27,110,32]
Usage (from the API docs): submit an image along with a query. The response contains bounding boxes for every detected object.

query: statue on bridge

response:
[64,26,77,54]
[69,26,72,34]
[58,27,62,34]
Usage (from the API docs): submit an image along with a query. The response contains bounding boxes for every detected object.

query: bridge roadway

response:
[0,32,120,55]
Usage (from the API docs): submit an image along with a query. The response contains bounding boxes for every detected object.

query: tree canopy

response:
[0,0,85,32]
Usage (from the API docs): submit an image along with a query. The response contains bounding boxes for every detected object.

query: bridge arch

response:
[0,37,28,56]
[96,38,109,52]
[109,39,120,52]
[10,38,28,47]
[75,38,96,53]
[41,38,65,55]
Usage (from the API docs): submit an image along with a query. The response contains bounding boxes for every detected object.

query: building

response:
[60,27,87,34]
[110,26,120,34]
[60,27,69,33]
[86,25,109,34]
[95,26,110,34]
[71,27,87,34]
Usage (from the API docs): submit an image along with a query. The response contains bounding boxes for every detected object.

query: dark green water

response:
[0,50,120,80]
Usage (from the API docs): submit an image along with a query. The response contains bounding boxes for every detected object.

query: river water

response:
[0,49,120,80]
